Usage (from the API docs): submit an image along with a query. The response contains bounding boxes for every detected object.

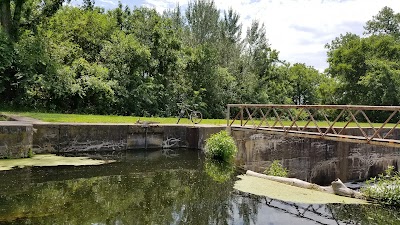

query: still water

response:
[0,149,399,225]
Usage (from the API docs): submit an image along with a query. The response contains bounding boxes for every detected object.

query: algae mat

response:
[0,154,115,171]
[234,175,367,204]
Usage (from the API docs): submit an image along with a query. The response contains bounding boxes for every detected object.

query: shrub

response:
[264,160,288,177]
[204,130,237,162]
[27,148,34,158]
[361,166,400,206]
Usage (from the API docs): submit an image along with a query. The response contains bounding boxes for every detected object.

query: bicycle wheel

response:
[190,111,202,124]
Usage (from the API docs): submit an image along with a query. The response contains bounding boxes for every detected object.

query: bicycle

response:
[176,103,203,124]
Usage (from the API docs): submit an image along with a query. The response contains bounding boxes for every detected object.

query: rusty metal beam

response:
[227,104,400,111]
[231,126,400,148]
[226,104,400,148]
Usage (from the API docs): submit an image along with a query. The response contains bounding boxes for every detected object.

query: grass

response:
[0,111,397,128]
[1,111,228,125]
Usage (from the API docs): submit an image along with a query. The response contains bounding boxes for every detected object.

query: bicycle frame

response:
[176,107,191,124]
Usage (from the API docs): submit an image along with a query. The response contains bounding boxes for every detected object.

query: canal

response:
[0,149,399,224]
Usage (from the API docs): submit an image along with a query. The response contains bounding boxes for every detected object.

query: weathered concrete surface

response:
[3,114,400,187]
[0,122,33,159]
[59,124,129,152]
[232,128,400,185]
[32,123,60,153]
[32,123,225,153]
[128,125,164,149]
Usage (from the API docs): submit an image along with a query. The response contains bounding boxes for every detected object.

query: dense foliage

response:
[361,166,400,206]
[326,6,400,108]
[0,1,399,119]
[204,130,237,161]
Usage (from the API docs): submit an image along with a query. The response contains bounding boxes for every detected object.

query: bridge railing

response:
[226,104,400,147]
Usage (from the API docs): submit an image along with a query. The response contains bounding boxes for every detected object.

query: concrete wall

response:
[32,123,225,153]
[2,120,400,185]
[0,122,33,158]
[232,128,400,185]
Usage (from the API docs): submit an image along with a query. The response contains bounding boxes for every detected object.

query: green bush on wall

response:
[361,166,400,206]
[205,130,238,162]
[264,160,288,177]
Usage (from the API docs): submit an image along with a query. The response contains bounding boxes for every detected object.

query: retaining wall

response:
[32,123,225,153]
[1,120,400,186]
[231,128,400,185]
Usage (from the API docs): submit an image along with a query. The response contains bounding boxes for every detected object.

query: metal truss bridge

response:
[226,104,400,148]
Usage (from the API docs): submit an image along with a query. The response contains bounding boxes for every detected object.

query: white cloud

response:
[210,0,400,71]
[98,0,117,6]
[143,0,188,13]
[139,0,400,70]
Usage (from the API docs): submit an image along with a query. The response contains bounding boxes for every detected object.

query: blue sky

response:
[71,0,400,71]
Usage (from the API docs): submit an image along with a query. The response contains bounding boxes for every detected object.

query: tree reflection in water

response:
[0,149,398,225]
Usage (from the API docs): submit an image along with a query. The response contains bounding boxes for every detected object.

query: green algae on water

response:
[234,175,368,205]
[0,154,115,171]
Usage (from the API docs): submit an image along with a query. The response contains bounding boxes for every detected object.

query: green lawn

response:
[2,112,228,125]
[1,111,396,128]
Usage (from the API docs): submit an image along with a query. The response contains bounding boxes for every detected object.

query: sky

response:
[72,0,400,71]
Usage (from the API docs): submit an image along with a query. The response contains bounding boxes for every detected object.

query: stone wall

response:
[32,123,225,153]
[0,122,33,158]
[232,128,400,185]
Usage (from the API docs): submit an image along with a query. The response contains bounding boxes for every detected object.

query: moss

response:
[0,154,115,171]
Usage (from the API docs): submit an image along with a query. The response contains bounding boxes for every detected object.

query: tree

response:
[244,20,286,104]
[221,8,241,44]
[186,0,220,44]
[326,7,400,121]
[0,0,24,40]
[218,8,242,69]
[289,63,322,105]
[83,0,95,11]
[326,33,366,104]
[245,20,279,79]
[364,6,400,38]
[327,33,400,107]
[0,0,69,41]
[357,35,400,106]
[0,28,13,75]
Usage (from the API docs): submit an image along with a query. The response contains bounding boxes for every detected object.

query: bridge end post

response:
[226,105,231,134]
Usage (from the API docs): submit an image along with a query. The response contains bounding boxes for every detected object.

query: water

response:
[0,149,399,225]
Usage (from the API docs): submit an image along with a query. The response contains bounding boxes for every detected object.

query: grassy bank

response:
[2,112,228,125]
[1,111,396,128]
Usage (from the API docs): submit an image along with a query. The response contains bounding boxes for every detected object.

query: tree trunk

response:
[11,0,25,40]
[0,0,12,36]
[246,170,364,199]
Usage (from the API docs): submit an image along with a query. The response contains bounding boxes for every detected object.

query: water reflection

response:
[0,149,399,225]
[205,159,235,183]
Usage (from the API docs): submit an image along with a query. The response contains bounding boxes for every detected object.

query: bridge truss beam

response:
[226,104,400,148]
